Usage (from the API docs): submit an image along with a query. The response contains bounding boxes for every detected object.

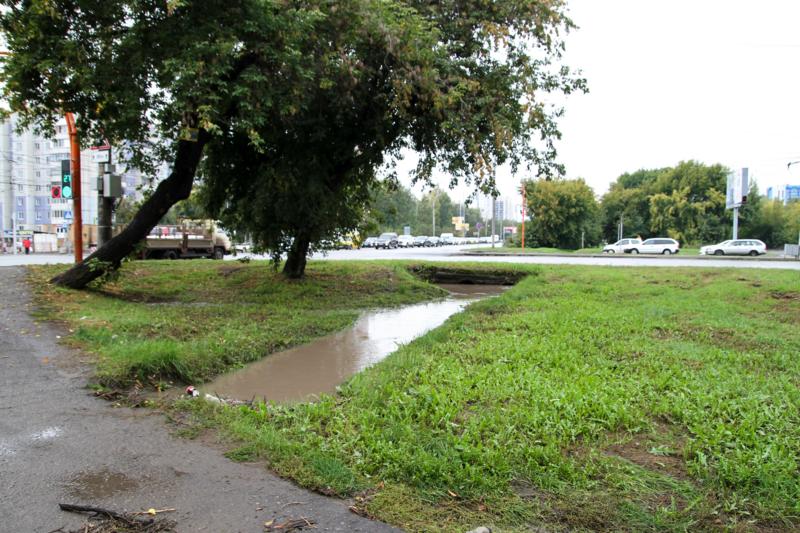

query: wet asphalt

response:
[0,266,400,533]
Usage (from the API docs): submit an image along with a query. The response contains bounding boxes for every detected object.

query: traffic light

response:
[60,159,73,199]
[51,185,61,198]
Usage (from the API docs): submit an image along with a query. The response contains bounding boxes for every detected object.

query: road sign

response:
[91,151,110,163]
[476,222,483,229]
[91,138,110,150]
[64,211,73,222]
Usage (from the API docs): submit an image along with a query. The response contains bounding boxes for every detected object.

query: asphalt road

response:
[0,266,400,533]
[2,245,800,270]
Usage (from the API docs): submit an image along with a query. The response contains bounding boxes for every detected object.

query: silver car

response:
[700,239,766,256]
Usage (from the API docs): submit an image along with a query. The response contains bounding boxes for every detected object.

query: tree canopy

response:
[599,161,731,245]
[197,0,586,276]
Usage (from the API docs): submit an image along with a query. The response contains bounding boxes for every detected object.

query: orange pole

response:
[521,181,525,249]
[65,112,82,262]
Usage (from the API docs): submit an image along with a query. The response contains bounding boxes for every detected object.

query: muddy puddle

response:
[205,284,507,402]
[62,468,141,500]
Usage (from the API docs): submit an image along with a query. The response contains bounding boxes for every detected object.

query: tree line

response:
[368,185,516,238]
[518,160,800,250]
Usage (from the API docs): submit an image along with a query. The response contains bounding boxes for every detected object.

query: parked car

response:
[699,239,766,256]
[375,232,399,249]
[413,236,429,247]
[397,235,415,248]
[602,238,641,254]
[425,236,442,247]
[361,237,378,248]
[626,238,680,255]
[336,234,360,249]
[234,241,252,253]
[440,233,454,244]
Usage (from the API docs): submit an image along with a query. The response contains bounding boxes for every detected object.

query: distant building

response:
[766,184,800,205]
[474,193,521,222]
[0,114,168,241]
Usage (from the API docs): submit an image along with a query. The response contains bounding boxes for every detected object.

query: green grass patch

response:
[186,265,800,532]
[29,260,447,385]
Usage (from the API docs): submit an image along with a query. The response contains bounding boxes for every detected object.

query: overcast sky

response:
[398,0,800,204]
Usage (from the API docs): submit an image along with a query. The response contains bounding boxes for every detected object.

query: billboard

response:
[726,168,748,209]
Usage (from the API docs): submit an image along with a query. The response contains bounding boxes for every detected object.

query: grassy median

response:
[30,260,800,531]
[182,264,799,532]
[28,260,447,385]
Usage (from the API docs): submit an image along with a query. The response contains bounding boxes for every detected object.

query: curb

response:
[457,251,795,262]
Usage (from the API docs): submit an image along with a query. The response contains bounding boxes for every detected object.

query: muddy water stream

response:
[205,284,507,402]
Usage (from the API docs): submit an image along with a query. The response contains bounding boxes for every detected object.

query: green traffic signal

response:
[60,159,72,199]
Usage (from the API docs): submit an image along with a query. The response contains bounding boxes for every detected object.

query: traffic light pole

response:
[65,113,82,262]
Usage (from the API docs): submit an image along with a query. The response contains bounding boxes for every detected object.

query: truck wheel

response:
[213,248,224,260]
[166,251,178,260]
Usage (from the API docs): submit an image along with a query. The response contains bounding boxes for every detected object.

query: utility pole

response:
[491,196,496,249]
[521,181,526,249]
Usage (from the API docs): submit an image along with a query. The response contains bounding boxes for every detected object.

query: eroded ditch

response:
[203,283,508,402]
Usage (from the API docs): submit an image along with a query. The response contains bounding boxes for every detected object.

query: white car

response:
[700,239,766,256]
[396,235,415,248]
[603,238,641,254]
[626,238,680,255]
[234,242,252,253]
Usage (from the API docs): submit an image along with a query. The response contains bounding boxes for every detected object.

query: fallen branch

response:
[57,503,178,532]
[58,503,153,524]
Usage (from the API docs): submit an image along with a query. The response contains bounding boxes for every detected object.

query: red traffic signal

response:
[52,186,62,198]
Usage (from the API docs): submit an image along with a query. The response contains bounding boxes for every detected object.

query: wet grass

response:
[182,265,800,532]
[28,260,447,385]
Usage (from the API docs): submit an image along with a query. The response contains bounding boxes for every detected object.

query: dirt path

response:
[0,266,400,532]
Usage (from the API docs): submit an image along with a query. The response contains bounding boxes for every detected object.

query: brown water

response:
[205,284,507,402]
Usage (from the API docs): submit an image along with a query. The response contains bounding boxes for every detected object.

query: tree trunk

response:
[49,133,208,289]
[283,233,311,278]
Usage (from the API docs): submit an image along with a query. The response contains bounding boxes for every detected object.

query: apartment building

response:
[0,115,162,242]
[766,184,800,205]
[475,193,521,222]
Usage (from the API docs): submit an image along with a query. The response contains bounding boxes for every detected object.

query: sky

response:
[397,0,800,204]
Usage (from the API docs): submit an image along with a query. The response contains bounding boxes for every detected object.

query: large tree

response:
[198,0,587,277]
[3,0,585,282]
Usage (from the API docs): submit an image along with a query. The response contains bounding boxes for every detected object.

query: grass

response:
[28,260,446,385]
[31,260,800,532]
[180,264,800,532]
